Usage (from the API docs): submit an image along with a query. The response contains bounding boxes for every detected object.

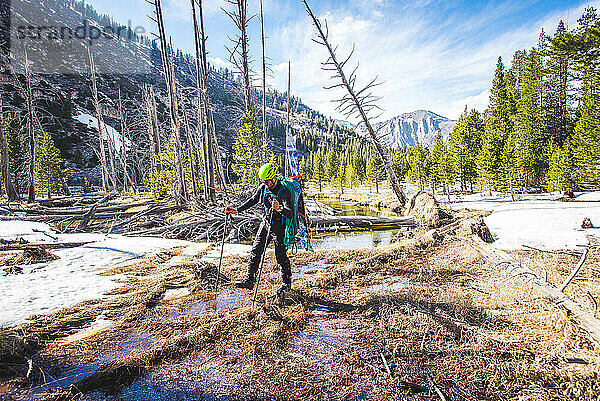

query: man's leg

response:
[235,223,269,289]
[273,231,292,292]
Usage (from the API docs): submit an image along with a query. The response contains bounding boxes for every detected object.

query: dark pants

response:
[246,221,291,284]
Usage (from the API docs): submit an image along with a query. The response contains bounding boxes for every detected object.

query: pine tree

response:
[325,148,340,184]
[571,82,600,188]
[546,142,573,191]
[515,49,546,187]
[312,149,325,192]
[35,132,68,198]
[367,152,383,193]
[449,108,483,192]
[407,143,429,191]
[430,133,453,199]
[391,146,410,181]
[345,159,358,188]
[546,20,573,146]
[232,109,265,189]
[336,160,346,194]
[478,57,515,194]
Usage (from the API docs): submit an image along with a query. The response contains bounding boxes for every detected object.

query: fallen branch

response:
[465,236,600,348]
[559,247,590,292]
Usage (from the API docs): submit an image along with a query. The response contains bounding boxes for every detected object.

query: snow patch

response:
[0,221,194,328]
[576,191,600,201]
[449,193,600,250]
[74,112,131,151]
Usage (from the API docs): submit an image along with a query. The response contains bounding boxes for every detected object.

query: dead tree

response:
[169,41,188,203]
[182,104,199,198]
[191,0,215,202]
[286,61,291,176]
[224,0,253,113]
[151,0,187,203]
[24,52,36,203]
[143,85,161,176]
[87,49,111,192]
[260,0,268,162]
[117,87,131,191]
[303,0,407,206]
[0,99,19,201]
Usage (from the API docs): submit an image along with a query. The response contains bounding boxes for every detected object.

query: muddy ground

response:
[1,235,599,400]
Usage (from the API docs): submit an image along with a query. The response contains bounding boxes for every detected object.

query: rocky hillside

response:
[0,0,359,186]
[369,110,457,148]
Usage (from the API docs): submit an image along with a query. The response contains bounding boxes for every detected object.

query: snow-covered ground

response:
[0,221,199,328]
[449,192,600,250]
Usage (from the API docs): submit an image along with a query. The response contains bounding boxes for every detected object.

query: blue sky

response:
[85,0,600,121]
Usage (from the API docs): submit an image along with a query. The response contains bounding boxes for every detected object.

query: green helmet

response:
[259,163,278,181]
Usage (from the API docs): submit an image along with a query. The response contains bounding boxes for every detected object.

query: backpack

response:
[263,175,313,252]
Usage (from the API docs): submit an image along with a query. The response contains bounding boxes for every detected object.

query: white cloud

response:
[449,89,491,118]
[265,0,600,122]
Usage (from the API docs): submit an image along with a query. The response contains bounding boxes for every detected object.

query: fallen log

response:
[310,215,416,231]
[465,236,600,348]
[76,204,98,231]
[0,242,93,251]
[16,200,156,216]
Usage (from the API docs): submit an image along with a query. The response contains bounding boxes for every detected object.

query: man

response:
[225,163,294,294]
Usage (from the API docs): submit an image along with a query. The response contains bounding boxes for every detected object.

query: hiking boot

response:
[276,282,290,295]
[235,277,255,289]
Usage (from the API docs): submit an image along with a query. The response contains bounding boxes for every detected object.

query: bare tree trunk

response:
[303,0,406,207]
[107,128,118,189]
[191,0,212,202]
[149,86,162,171]
[24,52,36,203]
[143,85,157,177]
[153,0,187,203]
[117,87,129,191]
[285,61,291,177]
[60,176,71,196]
[0,99,18,201]
[169,46,188,202]
[182,101,199,199]
[224,0,252,113]
[87,50,110,192]
[260,0,267,162]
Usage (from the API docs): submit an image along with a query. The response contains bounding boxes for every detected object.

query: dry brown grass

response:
[0,247,59,267]
[2,238,600,400]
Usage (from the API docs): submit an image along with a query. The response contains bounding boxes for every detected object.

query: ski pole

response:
[252,208,274,308]
[215,213,230,292]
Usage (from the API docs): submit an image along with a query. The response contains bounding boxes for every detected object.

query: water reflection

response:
[311,230,402,250]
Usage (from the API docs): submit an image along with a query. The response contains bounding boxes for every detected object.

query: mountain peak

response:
[372,110,456,148]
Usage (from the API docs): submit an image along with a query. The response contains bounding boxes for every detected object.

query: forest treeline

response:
[295,8,600,197]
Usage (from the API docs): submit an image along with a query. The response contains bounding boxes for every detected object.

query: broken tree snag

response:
[465,236,600,348]
[404,191,452,228]
[302,0,407,207]
[0,246,59,265]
